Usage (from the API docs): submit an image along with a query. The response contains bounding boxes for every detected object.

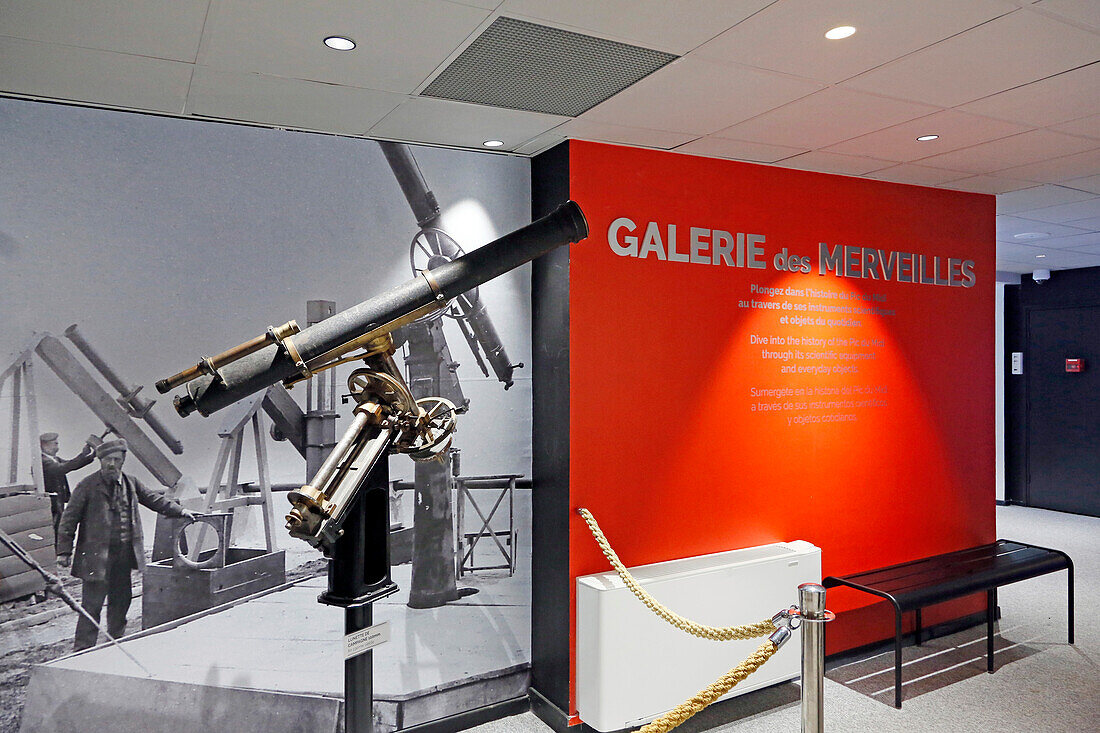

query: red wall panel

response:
[562,141,995,713]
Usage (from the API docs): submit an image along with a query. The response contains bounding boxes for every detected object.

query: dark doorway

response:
[1025,305,1100,516]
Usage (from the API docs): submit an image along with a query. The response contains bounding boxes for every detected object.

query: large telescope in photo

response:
[158,201,588,418]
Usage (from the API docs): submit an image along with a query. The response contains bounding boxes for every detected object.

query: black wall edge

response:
[531,141,574,719]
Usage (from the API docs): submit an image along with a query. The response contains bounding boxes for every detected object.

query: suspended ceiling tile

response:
[1070,241,1100,254]
[0,0,209,62]
[369,96,567,151]
[1061,214,1100,230]
[449,0,502,9]
[713,87,938,150]
[824,110,1031,162]
[513,130,567,156]
[580,57,823,136]
[957,62,1100,127]
[995,258,1037,273]
[0,37,192,113]
[997,240,1056,260]
[693,0,1016,83]
[1019,196,1100,223]
[1051,113,1100,140]
[947,175,1041,195]
[995,214,1091,238]
[673,137,808,164]
[997,147,1100,182]
[775,150,895,177]
[1018,248,1100,268]
[1036,231,1100,249]
[866,164,972,187]
[1035,0,1100,30]
[997,184,1097,214]
[1064,173,1100,193]
[198,0,490,94]
[498,0,774,55]
[556,120,696,150]
[841,10,1100,107]
[913,129,1097,174]
[186,68,405,136]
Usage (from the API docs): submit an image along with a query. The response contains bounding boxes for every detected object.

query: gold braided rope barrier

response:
[577,508,777,641]
[577,507,785,733]
[638,639,778,733]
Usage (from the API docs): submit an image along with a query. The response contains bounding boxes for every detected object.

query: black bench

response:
[823,540,1073,708]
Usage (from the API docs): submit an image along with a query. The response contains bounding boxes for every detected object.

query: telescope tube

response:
[172,200,587,418]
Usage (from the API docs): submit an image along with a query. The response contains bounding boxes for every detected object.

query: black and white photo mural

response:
[0,97,535,733]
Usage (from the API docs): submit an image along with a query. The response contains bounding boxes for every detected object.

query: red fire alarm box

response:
[1066,358,1083,373]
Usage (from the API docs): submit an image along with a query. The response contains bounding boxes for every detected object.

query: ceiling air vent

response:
[422,17,678,117]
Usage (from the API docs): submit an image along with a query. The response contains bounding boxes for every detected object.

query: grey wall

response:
[0,98,533,494]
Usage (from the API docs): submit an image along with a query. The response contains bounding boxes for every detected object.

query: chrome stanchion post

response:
[799,583,827,733]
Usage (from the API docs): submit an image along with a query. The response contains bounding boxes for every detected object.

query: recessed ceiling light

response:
[916,134,939,142]
[825,26,857,40]
[482,140,504,148]
[1035,254,1047,258]
[1014,232,1050,240]
[323,36,356,51]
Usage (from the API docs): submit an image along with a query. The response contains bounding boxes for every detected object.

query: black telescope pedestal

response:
[318,459,399,733]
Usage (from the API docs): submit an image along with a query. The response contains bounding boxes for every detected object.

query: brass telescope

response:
[159,201,588,419]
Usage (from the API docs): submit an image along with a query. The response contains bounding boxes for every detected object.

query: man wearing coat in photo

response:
[40,432,95,545]
[56,438,197,650]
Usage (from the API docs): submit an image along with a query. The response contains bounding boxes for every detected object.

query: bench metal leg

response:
[986,589,995,673]
[1068,565,1074,644]
[915,608,922,646]
[894,607,903,708]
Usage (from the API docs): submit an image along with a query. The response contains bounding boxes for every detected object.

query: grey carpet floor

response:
[473,505,1098,733]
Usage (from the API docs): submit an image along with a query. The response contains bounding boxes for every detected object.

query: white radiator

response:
[576,540,821,732]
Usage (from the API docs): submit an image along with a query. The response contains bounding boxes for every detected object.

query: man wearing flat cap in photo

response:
[40,432,95,547]
[57,438,197,650]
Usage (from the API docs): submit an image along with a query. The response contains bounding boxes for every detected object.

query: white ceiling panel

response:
[995,259,1036,274]
[948,175,1042,195]
[1019,196,1100,223]
[450,0,502,9]
[913,130,1096,174]
[1061,214,1100,230]
[866,164,974,187]
[693,0,1016,84]
[775,150,895,176]
[498,0,774,55]
[512,130,567,156]
[580,57,823,135]
[997,240,1057,262]
[555,119,696,150]
[674,136,808,164]
[998,147,1100,182]
[1052,113,1100,140]
[0,0,209,62]
[1064,174,1100,193]
[369,96,567,151]
[957,62,1100,127]
[0,37,192,113]
[824,110,1031,162]
[186,68,405,136]
[1070,241,1100,254]
[1035,0,1100,30]
[197,0,489,94]
[1038,230,1100,248]
[997,184,1097,214]
[996,214,1091,239]
[1016,248,1100,268]
[842,9,1100,107]
[714,87,937,150]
